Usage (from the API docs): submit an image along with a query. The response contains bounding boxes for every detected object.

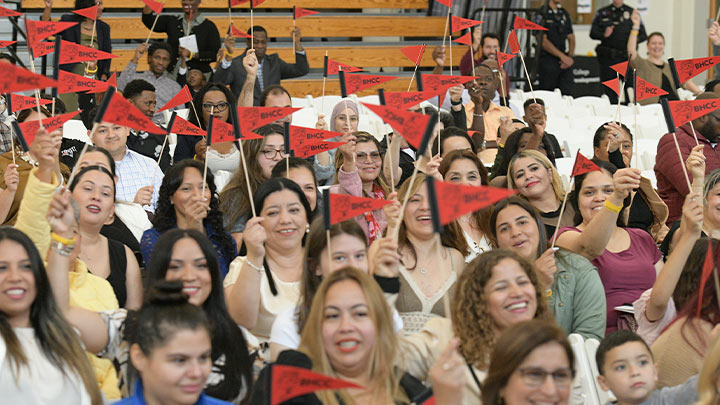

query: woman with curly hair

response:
[401,249,552,404]
[141,159,236,277]
[219,124,286,247]
[438,149,491,262]
[330,131,390,243]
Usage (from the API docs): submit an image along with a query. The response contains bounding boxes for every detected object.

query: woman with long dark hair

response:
[0,228,103,404]
[46,195,254,404]
[141,159,236,277]
[173,82,237,166]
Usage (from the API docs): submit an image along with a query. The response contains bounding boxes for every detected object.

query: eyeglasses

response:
[356,151,382,162]
[517,367,574,388]
[261,148,287,159]
[202,101,230,113]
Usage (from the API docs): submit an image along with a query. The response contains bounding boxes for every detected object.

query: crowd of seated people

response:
[5,1,720,404]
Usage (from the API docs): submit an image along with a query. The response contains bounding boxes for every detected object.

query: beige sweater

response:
[651,317,713,388]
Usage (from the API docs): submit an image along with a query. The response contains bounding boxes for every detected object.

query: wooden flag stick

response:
[9,124,15,165]
[672,132,693,191]
[320,51,328,114]
[517,50,536,102]
[386,131,395,193]
[238,137,256,216]
[441,7,450,49]
[713,265,720,314]
[689,121,700,146]
[550,177,573,249]
[25,52,44,126]
[89,18,97,48]
[716,3,720,22]
[250,0,254,50]
[407,43,425,92]
[392,164,420,241]
[614,72,623,122]
[66,138,91,187]
[634,103,640,169]
[342,97,355,163]
[286,154,290,177]
[144,13,160,46]
[438,234,451,318]
[201,107,213,197]
[497,67,508,108]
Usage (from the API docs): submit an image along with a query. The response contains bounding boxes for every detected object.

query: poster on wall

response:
[577,0,591,13]
[637,0,649,17]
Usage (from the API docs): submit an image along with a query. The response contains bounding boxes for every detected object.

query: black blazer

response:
[214,51,310,105]
[58,14,112,79]
[141,12,220,73]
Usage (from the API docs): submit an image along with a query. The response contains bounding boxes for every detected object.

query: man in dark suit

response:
[214,25,309,106]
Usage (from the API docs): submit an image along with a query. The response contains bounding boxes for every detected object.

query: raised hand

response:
[612,168,642,201]
[686,144,706,182]
[680,191,703,237]
[429,338,466,405]
[3,164,19,193]
[47,188,76,237]
[370,236,400,278]
[534,248,557,289]
[432,45,446,68]
[243,48,258,76]
[243,216,267,264]
[710,21,720,46]
[133,185,154,207]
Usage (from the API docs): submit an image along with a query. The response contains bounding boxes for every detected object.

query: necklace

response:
[17,151,38,167]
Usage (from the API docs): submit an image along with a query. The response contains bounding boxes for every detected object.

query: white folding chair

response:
[584,338,617,404]
[568,333,601,405]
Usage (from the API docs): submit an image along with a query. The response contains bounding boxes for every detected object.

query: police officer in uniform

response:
[535,0,575,94]
[590,0,646,103]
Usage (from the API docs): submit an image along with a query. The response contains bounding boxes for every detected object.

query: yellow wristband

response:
[51,232,76,246]
[604,199,622,214]
[188,51,194,60]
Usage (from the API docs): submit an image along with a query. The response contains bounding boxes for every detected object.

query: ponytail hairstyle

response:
[0,228,103,405]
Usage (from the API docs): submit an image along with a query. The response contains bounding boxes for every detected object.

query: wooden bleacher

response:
[21,0,458,96]
[22,0,427,10]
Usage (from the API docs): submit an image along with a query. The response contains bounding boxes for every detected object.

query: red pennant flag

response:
[0,6,21,16]
[635,76,668,101]
[58,70,109,94]
[434,0,452,6]
[171,115,206,136]
[453,31,472,46]
[451,16,483,33]
[697,239,715,317]
[294,140,346,158]
[326,59,363,75]
[513,15,548,31]
[401,44,427,65]
[19,110,80,144]
[361,103,430,149]
[236,106,301,131]
[674,56,720,84]
[86,71,117,94]
[158,85,192,112]
[329,193,392,225]
[103,92,164,133]
[72,4,98,20]
[293,7,318,19]
[10,93,52,112]
[508,30,521,54]
[230,25,253,38]
[434,181,516,224]
[271,364,362,405]
[0,64,58,94]
[288,125,342,147]
[31,41,56,58]
[420,74,476,98]
[602,77,620,96]
[141,0,164,14]
[496,50,516,68]
[210,117,263,143]
[0,40,17,49]
[668,98,720,128]
[25,20,77,50]
[342,73,398,96]
[230,0,249,6]
[60,40,116,64]
[383,91,438,110]
[610,61,628,78]
[571,152,601,177]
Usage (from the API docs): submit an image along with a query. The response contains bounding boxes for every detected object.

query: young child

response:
[595,330,698,405]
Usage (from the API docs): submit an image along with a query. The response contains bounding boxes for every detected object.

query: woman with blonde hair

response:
[331,131,390,243]
[696,336,720,405]
[251,267,430,404]
[381,173,466,334]
[219,123,286,247]
[507,149,573,237]
[401,249,553,404]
